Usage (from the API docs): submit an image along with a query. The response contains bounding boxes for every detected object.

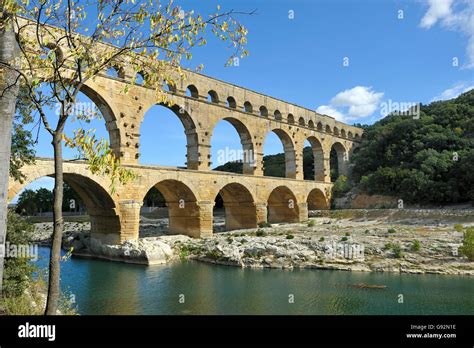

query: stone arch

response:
[78,83,121,158]
[274,110,282,121]
[163,78,177,93]
[341,129,346,138]
[325,125,332,133]
[207,90,219,103]
[317,122,323,131]
[287,113,295,124]
[214,183,257,231]
[244,101,253,113]
[140,103,199,169]
[355,133,361,140]
[264,128,297,179]
[186,84,199,99]
[307,188,329,210]
[348,131,353,139]
[298,117,305,126]
[259,105,269,117]
[333,126,340,136]
[227,96,237,109]
[305,136,325,181]
[330,141,349,181]
[210,117,256,175]
[308,120,315,129]
[144,179,202,238]
[267,186,299,223]
[9,170,120,243]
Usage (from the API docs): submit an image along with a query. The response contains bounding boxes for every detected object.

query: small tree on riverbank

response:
[0,0,250,315]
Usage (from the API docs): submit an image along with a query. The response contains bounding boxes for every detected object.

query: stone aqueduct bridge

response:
[8,67,363,244]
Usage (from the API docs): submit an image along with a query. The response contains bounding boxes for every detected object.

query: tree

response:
[15,189,37,216]
[0,2,21,298]
[1,1,249,314]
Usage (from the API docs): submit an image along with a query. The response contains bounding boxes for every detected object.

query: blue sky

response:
[17,0,474,196]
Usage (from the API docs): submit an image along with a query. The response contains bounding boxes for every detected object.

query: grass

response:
[392,244,403,258]
[410,240,421,252]
[460,227,474,261]
[454,224,464,233]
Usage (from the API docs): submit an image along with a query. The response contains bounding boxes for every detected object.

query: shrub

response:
[388,228,396,234]
[340,236,348,242]
[392,244,403,258]
[332,175,351,198]
[459,227,474,261]
[256,229,267,237]
[454,224,464,233]
[345,232,351,236]
[286,234,294,240]
[411,240,421,252]
[319,237,325,242]
[384,243,393,250]
[258,222,272,228]
[307,220,315,227]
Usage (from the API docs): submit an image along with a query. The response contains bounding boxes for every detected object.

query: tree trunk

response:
[44,133,64,315]
[0,10,20,297]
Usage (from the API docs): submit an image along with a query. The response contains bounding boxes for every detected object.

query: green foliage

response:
[2,211,36,298]
[340,236,348,242]
[307,220,315,227]
[392,244,403,258]
[388,228,396,234]
[319,237,325,242]
[255,229,267,237]
[332,175,351,199]
[454,224,464,233]
[411,240,421,252]
[258,222,272,228]
[285,234,294,240]
[352,90,474,204]
[345,232,351,236]
[459,227,474,261]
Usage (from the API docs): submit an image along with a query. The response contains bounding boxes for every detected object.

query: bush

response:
[392,244,403,258]
[459,227,474,261]
[319,237,325,242]
[345,232,351,236]
[2,211,36,298]
[340,236,348,242]
[307,220,315,227]
[332,175,351,198]
[258,222,272,228]
[411,240,421,252]
[454,224,464,233]
[256,229,267,237]
[388,228,396,234]
[285,234,294,240]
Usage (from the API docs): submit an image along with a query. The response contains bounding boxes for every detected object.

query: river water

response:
[36,247,474,315]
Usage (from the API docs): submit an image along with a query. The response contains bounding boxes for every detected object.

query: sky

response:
[15,0,474,197]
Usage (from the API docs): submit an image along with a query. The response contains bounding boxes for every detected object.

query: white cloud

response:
[315,105,345,121]
[420,0,474,68]
[420,0,454,28]
[432,81,474,101]
[317,86,384,123]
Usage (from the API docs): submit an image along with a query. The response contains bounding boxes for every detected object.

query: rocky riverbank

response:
[32,209,474,275]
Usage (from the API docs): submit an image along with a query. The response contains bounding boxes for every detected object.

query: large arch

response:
[263,129,297,179]
[330,141,349,181]
[307,188,329,210]
[9,171,120,242]
[140,103,199,169]
[214,183,257,231]
[211,117,256,175]
[143,179,202,238]
[304,136,325,181]
[267,186,299,223]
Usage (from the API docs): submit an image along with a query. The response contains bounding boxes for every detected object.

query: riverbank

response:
[32,209,474,275]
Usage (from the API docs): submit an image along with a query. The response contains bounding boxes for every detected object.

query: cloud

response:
[317,86,384,123]
[420,0,474,68]
[432,81,474,101]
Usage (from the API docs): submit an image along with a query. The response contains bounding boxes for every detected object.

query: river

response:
[36,247,474,315]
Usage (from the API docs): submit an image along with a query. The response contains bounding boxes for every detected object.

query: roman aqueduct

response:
[8,51,363,244]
